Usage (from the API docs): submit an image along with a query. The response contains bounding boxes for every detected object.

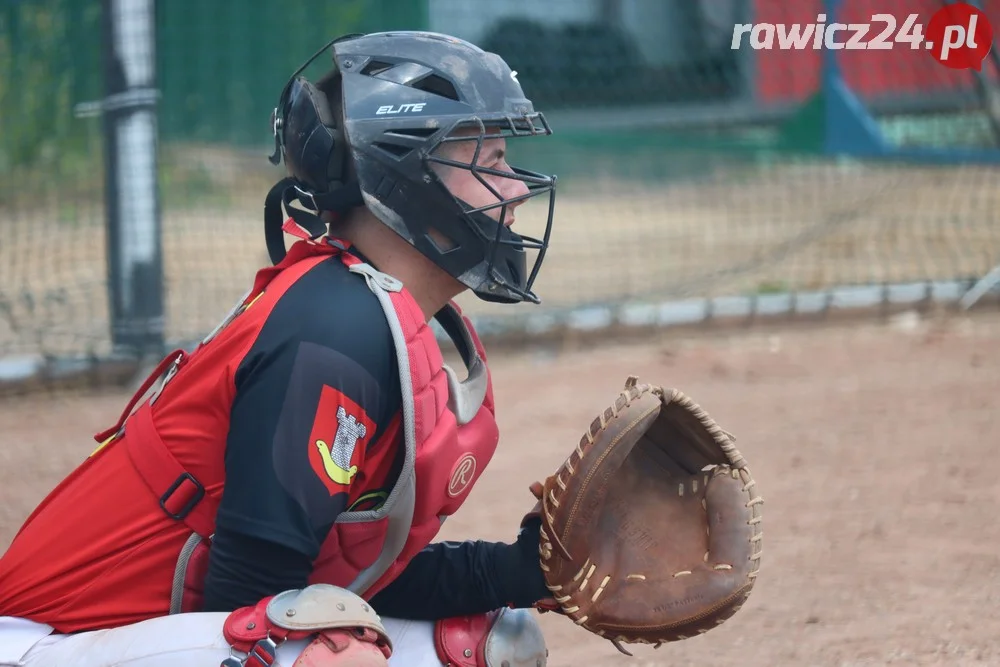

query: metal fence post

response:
[101,0,164,357]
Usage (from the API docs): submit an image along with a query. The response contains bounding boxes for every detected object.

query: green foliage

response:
[156,0,425,148]
[0,0,427,204]
[0,0,102,175]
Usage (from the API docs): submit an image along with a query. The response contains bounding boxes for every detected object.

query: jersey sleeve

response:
[214,260,402,561]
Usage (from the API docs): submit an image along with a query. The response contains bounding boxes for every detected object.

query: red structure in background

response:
[752,0,999,104]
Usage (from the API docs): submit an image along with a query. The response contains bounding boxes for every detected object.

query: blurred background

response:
[1,0,999,384]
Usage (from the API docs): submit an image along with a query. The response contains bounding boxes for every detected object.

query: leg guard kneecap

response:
[222,584,391,666]
[434,608,547,667]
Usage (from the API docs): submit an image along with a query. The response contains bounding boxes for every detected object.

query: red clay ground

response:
[2,309,999,666]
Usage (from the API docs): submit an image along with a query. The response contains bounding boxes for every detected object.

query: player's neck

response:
[333,209,465,321]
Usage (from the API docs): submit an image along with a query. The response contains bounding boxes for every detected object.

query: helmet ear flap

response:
[278,76,349,192]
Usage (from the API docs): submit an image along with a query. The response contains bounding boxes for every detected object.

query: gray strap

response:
[342,263,417,595]
[169,532,204,614]
[345,479,416,595]
[200,288,252,346]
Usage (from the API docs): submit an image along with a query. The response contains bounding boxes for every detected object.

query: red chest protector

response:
[88,232,498,617]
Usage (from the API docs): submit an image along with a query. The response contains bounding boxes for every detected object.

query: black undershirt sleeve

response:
[202,532,313,612]
[203,520,551,616]
[367,517,551,619]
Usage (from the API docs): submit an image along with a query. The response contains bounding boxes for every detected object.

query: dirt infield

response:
[2,310,999,666]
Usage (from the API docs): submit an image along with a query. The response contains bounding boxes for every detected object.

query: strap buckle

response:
[244,636,280,667]
[159,472,205,521]
[293,184,319,212]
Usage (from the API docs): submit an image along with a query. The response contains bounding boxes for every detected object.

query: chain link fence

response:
[2,0,999,384]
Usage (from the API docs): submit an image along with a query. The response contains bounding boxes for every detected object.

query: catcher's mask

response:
[264,31,558,305]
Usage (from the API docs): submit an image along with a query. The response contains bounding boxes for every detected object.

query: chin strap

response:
[263,177,364,265]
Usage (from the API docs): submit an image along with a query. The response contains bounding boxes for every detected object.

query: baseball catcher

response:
[0,27,761,666]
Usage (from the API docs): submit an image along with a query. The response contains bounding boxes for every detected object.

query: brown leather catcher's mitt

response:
[526,376,762,656]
